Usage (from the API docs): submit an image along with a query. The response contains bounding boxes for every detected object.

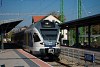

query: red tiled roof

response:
[32,16,45,23]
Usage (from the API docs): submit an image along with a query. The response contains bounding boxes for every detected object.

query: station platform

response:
[0,49,52,67]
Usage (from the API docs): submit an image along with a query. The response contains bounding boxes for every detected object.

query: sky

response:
[0,0,100,27]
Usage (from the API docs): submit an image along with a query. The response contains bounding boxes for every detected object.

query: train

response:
[12,20,61,58]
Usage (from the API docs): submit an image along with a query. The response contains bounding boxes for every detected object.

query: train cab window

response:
[33,33,40,42]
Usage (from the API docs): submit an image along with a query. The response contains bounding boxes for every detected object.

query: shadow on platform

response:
[0,43,21,49]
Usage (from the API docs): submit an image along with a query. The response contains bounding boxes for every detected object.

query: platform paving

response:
[0,49,51,67]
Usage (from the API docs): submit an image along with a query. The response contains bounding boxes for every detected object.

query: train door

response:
[28,32,33,50]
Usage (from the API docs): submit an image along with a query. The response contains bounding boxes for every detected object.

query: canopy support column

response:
[76,26,79,45]
[88,25,91,47]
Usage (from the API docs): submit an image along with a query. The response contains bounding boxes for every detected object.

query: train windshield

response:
[41,29,58,40]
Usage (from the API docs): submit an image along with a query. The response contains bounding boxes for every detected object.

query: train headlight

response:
[40,42,44,45]
[45,22,49,25]
[56,42,59,45]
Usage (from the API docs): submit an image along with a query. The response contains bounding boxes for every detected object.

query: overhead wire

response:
[37,0,59,14]
[0,0,99,20]
[0,0,2,7]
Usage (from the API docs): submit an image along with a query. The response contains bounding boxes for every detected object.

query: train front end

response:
[39,20,61,57]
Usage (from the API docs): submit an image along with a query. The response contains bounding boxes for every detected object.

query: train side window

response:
[33,33,40,42]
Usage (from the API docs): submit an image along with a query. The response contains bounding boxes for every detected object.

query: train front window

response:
[42,34,57,40]
[41,29,58,40]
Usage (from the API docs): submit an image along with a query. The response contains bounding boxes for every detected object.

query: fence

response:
[60,46,100,67]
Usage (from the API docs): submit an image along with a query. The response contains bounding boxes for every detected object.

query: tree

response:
[92,25,100,34]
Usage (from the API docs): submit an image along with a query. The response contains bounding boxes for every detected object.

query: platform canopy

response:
[0,19,23,34]
[59,14,100,29]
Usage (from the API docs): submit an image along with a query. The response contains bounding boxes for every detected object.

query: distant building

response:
[32,15,61,23]
[32,16,45,23]
[20,26,28,30]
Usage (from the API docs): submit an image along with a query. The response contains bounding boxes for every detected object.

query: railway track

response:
[40,57,69,67]
[47,61,66,67]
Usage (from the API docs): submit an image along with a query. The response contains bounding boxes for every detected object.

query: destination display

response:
[41,20,55,28]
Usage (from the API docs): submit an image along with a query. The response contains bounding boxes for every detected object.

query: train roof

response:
[29,20,58,27]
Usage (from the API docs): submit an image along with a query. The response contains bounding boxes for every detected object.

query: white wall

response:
[44,15,61,23]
